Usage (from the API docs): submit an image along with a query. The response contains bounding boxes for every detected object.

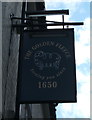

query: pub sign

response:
[18,28,77,103]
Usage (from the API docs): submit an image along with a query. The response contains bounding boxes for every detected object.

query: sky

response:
[45,0,90,118]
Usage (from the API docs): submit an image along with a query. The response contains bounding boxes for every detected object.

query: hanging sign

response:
[18,29,77,103]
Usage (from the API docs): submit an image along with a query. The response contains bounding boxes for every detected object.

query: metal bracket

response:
[10,13,22,34]
[10,10,84,33]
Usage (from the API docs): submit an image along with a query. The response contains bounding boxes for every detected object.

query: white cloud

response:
[46,15,70,29]
[75,18,90,65]
[45,1,79,23]
[75,43,90,65]
[76,69,90,83]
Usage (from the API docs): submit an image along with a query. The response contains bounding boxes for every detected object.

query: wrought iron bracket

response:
[10,13,22,34]
[10,10,84,34]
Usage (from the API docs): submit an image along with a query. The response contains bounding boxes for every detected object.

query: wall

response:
[2,2,51,119]
[2,2,22,118]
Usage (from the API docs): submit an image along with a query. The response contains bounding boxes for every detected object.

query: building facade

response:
[2,2,22,118]
[1,2,57,119]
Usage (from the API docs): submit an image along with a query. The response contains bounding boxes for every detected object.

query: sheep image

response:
[34,51,61,70]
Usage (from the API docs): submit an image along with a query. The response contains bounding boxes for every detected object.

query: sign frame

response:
[17,28,77,104]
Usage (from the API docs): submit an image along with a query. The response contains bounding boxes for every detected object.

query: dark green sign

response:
[18,29,77,103]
